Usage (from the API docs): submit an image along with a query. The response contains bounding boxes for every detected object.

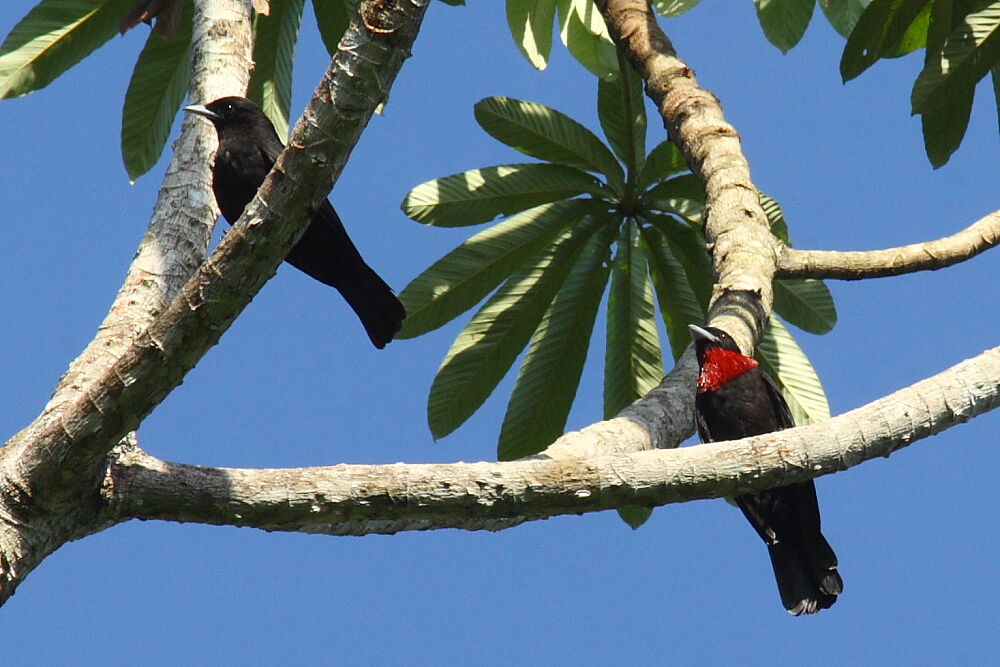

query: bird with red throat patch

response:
[689,323,843,615]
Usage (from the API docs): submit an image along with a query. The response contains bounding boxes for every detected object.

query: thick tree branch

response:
[47,0,253,411]
[3,0,429,487]
[777,210,1000,280]
[541,347,699,460]
[2,0,992,613]
[0,0,254,606]
[0,0,431,604]
[597,0,778,350]
[105,347,1000,535]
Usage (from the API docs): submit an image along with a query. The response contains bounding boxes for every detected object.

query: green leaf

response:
[638,139,690,188]
[926,0,957,55]
[645,214,713,306]
[773,279,837,334]
[910,2,1000,165]
[841,0,930,81]
[921,82,975,167]
[993,64,1000,132]
[428,215,608,439]
[756,317,830,424]
[0,0,134,99]
[398,199,605,338]
[642,174,706,223]
[643,173,706,203]
[604,222,665,418]
[403,163,608,227]
[311,0,352,57]
[120,0,192,181]
[819,0,875,37]
[617,505,653,529]
[248,0,306,140]
[497,221,616,460]
[475,96,624,188]
[598,63,647,174]
[557,0,619,79]
[641,221,709,359]
[755,0,817,53]
[651,0,704,17]
[506,0,558,70]
[911,3,1000,115]
[884,1,932,57]
[759,192,791,244]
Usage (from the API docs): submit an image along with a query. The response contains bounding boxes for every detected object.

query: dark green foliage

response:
[401,82,835,460]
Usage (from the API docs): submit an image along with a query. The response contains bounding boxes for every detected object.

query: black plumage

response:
[185,96,405,349]
[689,324,843,615]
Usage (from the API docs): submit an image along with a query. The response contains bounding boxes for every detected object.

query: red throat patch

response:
[697,347,759,393]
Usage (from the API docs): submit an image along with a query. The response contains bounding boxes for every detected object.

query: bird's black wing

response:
[759,370,795,431]
[199,97,404,347]
[735,369,842,614]
[219,115,404,347]
[285,200,405,348]
[694,403,713,443]
[256,125,284,165]
[240,121,371,291]
[263,141,404,347]
[211,121,282,224]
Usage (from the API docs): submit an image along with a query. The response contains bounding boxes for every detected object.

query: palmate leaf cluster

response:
[506,0,1000,167]
[399,68,836,462]
[0,0,356,180]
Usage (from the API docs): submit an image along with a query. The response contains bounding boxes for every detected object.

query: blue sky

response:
[1,1,997,664]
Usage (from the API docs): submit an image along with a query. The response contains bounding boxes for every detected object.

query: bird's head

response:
[688,324,742,357]
[184,96,270,132]
[688,324,758,392]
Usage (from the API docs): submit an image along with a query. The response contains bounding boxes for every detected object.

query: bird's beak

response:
[184,104,220,121]
[688,324,719,344]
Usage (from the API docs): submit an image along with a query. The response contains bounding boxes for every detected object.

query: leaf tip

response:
[617,506,653,529]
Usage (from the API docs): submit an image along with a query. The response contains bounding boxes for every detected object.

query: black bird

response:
[689,324,843,615]
[184,96,405,349]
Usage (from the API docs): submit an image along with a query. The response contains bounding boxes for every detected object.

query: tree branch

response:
[0,0,431,604]
[0,0,255,606]
[597,0,778,350]
[47,0,254,411]
[2,0,992,613]
[3,0,430,487]
[538,347,699,461]
[105,346,1000,535]
[777,209,1000,280]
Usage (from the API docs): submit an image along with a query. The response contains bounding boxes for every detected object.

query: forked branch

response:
[0,0,432,605]
[597,0,779,349]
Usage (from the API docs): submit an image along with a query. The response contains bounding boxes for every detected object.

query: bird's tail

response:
[737,481,843,615]
[766,531,843,615]
[335,262,406,349]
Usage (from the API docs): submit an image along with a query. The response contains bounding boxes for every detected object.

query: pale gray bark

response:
[777,209,1000,280]
[103,347,1000,535]
[0,0,256,606]
[596,0,780,352]
[0,0,431,604]
[1,0,997,609]
[48,0,254,410]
